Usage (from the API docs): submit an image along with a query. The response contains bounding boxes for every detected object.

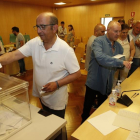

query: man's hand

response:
[123,61,131,70]
[42,82,57,93]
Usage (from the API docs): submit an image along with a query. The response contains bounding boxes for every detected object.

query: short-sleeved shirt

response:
[19,36,80,110]
[129,29,140,58]
[85,35,96,70]
[58,26,67,37]
[86,35,124,95]
[117,35,133,60]
[16,33,25,49]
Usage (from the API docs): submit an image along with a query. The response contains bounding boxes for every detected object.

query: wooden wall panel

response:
[0,1,52,44]
[124,0,140,23]
[53,2,125,39]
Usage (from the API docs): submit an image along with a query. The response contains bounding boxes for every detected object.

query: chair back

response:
[74,38,81,47]
[78,42,86,52]
[81,36,89,44]
[0,36,4,45]
[10,34,16,43]
[75,46,85,57]
[24,34,30,43]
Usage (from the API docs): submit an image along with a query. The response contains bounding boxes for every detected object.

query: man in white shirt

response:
[0,12,81,119]
[85,24,106,70]
[58,21,67,40]
[128,20,140,76]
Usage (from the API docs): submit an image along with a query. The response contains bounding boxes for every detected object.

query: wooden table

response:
[4,57,33,75]
[8,105,67,140]
[71,68,140,140]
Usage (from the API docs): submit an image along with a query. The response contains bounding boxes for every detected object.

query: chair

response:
[81,36,89,44]
[75,51,88,76]
[74,38,81,47]
[0,36,4,45]
[75,46,85,57]
[10,34,16,43]
[78,42,86,49]
[24,34,30,43]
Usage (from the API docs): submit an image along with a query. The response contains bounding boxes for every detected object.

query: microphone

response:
[117,89,140,107]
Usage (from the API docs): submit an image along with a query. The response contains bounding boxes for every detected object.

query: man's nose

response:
[37,27,42,33]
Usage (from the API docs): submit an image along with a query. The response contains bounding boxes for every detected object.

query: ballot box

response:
[0,73,31,140]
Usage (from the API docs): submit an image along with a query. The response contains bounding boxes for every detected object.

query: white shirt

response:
[129,29,140,58]
[19,36,80,110]
[117,35,133,60]
[58,26,67,37]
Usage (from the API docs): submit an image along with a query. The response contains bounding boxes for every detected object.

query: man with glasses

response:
[0,12,80,119]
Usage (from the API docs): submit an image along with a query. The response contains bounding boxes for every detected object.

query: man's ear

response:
[53,25,58,33]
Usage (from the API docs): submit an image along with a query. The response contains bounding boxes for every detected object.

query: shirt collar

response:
[38,35,60,52]
[105,34,117,48]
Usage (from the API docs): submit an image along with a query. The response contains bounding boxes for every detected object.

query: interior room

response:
[0,0,140,140]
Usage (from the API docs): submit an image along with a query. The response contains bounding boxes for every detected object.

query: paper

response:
[40,87,54,96]
[87,110,119,135]
[126,126,140,140]
[0,111,23,135]
[0,63,2,68]
[0,123,6,135]
[113,54,125,59]
[113,109,140,132]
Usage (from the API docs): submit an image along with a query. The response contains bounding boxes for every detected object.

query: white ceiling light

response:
[54,2,66,5]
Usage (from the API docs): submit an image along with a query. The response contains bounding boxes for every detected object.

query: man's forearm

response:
[0,50,25,65]
[57,70,81,87]
[0,52,15,65]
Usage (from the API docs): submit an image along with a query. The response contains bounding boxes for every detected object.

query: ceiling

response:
[2,0,124,8]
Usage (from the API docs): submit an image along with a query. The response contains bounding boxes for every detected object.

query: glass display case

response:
[0,73,31,140]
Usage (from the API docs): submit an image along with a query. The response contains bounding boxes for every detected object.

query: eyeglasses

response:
[33,24,55,30]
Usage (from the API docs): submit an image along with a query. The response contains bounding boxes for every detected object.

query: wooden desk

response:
[4,57,33,75]
[8,105,67,140]
[4,44,15,48]
[71,68,140,140]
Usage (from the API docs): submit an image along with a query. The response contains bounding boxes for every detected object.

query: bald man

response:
[0,12,81,118]
[81,21,131,123]
[85,24,106,70]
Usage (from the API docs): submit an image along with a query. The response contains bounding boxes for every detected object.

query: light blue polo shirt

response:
[86,35,124,95]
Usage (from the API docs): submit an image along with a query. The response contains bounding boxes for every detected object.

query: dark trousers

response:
[40,100,66,119]
[18,58,25,73]
[81,86,107,123]
[40,100,67,140]
[128,58,140,77]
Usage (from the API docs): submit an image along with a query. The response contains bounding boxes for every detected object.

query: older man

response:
[0,12,81,118]
[81,21,131,123]
[85,24,106,70]
[128,20,140,76]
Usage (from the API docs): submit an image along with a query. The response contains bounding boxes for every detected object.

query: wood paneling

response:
[0,1,52,44]
[124,0,140,23]
[53,1,125,38]
[1,0,123,8]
